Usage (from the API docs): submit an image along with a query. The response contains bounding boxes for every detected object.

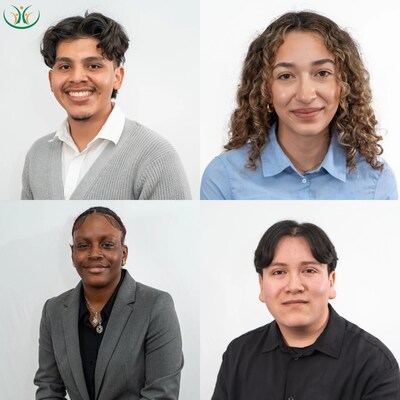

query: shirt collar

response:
[319,129,347,182]
[260,123,293,177]
[262,320,282,353]
[312,304,346,359]
[260,123,347,182]
[262,304,345,359]
[48,102,126,150]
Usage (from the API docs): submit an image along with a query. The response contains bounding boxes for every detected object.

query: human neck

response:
[277,125,330,174]
[68,108,112,152]
[82,278,119,309]
[278,310,330,348]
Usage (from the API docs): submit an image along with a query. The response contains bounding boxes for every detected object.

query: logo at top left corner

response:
[3,4,40,29]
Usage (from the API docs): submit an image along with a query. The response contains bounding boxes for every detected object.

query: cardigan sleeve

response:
[137,150,191,200]
[21,148,34,200]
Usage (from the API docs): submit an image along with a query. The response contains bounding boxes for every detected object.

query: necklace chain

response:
[84,296,104,334]
[292,158,324,175]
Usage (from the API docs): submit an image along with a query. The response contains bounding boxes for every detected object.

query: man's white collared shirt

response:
[49,103,125,199]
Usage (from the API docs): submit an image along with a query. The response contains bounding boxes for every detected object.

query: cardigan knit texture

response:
[22,119,191,200]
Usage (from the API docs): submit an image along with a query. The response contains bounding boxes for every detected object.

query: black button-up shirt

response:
[212,305,400,400]
[78,269,126,400]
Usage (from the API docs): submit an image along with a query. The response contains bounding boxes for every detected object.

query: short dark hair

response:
[72,206,127,244]
[41,11,129,99]
[254,220,338,276]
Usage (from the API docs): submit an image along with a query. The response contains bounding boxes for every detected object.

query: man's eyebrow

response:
[300,261,323,266]
[84,56,106,63]
[272,59,335,70]
[54,56,106,63]
[54,56,72,63]
[268,261,322,267]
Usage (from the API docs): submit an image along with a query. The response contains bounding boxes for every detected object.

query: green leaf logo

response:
[3,4,40,29]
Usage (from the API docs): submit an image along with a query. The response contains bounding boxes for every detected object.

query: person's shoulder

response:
[226,322,273,353]
[351,155,397,199]
[344,317,397,366]
[355,154,393,174]
[202,144,252,182]
[375,157,397,183]
[27,132,57,154]
[121,119,177,154]
[213,144,252,165]
[201,144,260,199]
[43,288,75,312]
[135,280,174,303]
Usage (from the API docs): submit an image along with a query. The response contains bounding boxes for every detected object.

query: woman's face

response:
[71,214,128,290]
[270,31,340,140]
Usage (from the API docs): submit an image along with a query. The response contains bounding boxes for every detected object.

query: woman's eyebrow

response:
[273,58,335,70]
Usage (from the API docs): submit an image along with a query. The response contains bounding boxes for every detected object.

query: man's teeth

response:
[68,91,92,97]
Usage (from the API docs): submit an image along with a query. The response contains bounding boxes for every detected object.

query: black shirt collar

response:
[262,304,345,359]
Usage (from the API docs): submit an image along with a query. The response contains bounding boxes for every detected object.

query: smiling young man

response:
[212,220,400,399]
[22,12,190,200]
[34,207,183,400]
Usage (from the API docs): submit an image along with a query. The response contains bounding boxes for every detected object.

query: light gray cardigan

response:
[34,271,183,400]
[22,119,191,199]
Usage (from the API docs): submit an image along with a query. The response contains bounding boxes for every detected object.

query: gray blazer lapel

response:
[94,272,137,399]
[62,283,90,400]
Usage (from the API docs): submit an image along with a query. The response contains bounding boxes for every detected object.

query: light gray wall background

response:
[0,0,199,199]
[200,0,400,189]
[201,201,400,399]
[0,201,200,399]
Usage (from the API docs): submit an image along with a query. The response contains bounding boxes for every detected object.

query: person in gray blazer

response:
[34,206,183,400]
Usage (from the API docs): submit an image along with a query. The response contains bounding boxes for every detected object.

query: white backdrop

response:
[201,201,400,399]
[0,201,200,399]
[0,0,199,199]
[200,0,400,189]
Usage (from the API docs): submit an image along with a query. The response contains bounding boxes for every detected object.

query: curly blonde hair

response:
[225,11,383,171]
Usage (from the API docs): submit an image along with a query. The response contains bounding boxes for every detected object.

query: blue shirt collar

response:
[260,123,347,182]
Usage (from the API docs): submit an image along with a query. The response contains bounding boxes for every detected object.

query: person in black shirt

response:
[34,206,183,400]
[212,220,400,400]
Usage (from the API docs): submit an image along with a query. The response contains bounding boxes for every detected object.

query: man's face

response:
[71,214,128,290]
[258,235,336,336]
[49,37,124,123]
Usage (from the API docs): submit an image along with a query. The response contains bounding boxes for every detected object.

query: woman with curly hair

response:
[201,11,397,200]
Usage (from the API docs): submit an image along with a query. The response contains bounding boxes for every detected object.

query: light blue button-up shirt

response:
[201,124,398,200]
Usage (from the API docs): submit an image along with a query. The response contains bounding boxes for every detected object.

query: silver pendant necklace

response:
[85,297,104,334]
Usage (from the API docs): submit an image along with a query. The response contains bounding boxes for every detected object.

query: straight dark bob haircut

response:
[254,220,338,276]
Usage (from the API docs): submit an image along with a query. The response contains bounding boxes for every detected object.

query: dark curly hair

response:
[41,11,129,99]
[254,220,338,276]
[226,11,383,171]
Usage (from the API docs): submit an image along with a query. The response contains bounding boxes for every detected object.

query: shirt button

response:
[302,178,307,184]
[293,357,299,360]
[288,397,295,400]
